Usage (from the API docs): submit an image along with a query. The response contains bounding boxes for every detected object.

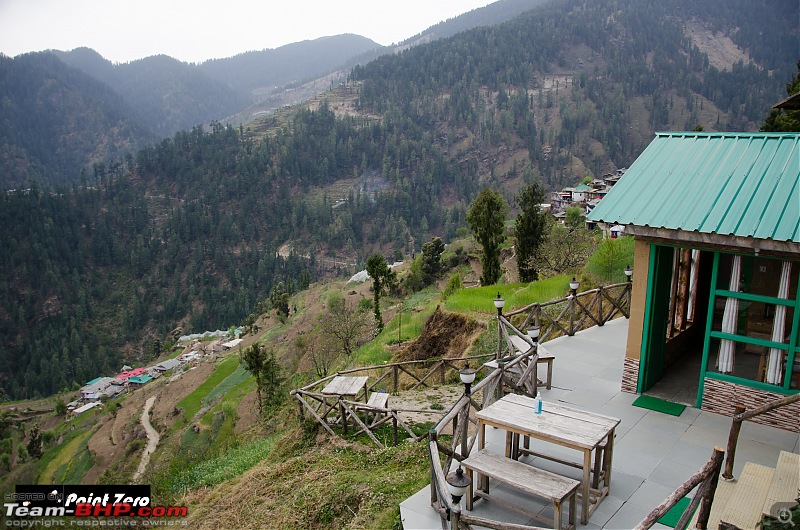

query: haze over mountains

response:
[1,0,547,188]
[0,0,797,400]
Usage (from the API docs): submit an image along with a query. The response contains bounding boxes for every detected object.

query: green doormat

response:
[632,395,686,416]
[657,496,693,527]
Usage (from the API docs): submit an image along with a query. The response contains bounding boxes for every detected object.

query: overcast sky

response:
[0,0,493,64]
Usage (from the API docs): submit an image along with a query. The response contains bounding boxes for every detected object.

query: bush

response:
[442,273,463,301]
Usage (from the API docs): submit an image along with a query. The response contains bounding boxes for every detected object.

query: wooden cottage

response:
[589,132,800,432]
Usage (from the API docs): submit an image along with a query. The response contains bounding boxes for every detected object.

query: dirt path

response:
[133,396,159,481]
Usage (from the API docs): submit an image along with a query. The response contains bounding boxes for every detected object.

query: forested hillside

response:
[0,53,153,188]
[352,0,797,186]
[1,0,797,400]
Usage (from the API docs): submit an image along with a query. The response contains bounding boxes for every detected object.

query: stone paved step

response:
[762,450,800,520]
[719,462,774,530]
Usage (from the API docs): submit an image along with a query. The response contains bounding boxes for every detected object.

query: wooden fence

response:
[291,353,495,450]
[502,281,632,344]
[427,351,545,530]
[634,447,724,530]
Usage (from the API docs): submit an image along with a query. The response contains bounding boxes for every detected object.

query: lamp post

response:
[459,364,477,395]
[624,265,633,316]
[493,293,505,317]
[494,293,505,359]
[446,465,471,517]
[527,325,540,344]
[569,277,580,297]
[568,277,580,336]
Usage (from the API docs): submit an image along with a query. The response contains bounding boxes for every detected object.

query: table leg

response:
[581,449,591,525]
[478,421,488,493]
[604,428,615,489]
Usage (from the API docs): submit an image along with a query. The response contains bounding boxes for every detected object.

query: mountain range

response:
[0,0,798,400]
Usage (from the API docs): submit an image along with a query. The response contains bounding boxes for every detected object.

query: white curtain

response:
[766,261,791,385]
[716,255,742,374]
[687,250,700,322]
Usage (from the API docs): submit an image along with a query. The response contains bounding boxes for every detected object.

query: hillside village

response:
[67,333,247,418]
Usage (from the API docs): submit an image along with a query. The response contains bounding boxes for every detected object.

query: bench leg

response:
[568,491,576,529]
[554,499,562,530]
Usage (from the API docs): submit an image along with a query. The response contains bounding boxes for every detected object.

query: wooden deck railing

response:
[503,281,632,343]
[635,447,725,530]
[426,351,545,530]
[722,392,800,480]
[291,352,497,449]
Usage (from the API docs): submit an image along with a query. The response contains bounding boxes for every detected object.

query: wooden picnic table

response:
[321,375,369,434]
[476,393,620,525]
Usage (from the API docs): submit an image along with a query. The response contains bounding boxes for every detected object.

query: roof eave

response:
[624,225,800,258]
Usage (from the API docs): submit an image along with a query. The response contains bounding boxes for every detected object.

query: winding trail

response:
[133,396,159,481]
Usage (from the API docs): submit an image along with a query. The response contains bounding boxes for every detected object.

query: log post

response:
[695,447,725,530]
[569,294,576,336]
[722,404,747,480]
[598,285,604,326]
[430,430,439,505]
[393,364,399,393]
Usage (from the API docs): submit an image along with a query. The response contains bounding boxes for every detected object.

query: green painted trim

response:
[637,243,659,394]
[708,331,790,350]
[715,290,795,306]
[697,251,721,409]
[783,272,800,389]
[704,372,800,396]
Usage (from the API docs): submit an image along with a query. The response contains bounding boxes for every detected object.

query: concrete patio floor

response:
[399,317,800,530]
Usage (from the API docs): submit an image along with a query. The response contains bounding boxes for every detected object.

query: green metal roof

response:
[588,132,800,242]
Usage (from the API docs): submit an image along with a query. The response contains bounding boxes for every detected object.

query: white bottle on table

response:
[534,392,542,414]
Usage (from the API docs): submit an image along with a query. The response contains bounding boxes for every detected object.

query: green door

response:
[639,245,675,392]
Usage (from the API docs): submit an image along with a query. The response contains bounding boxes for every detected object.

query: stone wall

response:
[701,377,800,433]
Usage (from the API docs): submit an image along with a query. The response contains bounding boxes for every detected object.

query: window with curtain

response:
[708,254,799,389]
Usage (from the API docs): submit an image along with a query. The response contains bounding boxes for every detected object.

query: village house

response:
[589,131,799,432]
[79,377,116,400]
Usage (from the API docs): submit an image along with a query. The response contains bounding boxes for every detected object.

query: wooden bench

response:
[484,351,554,389]
[364,391,390,426]
[462,449,579,530]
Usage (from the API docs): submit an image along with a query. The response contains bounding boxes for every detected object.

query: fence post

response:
[430,430,439,505]
[569,295,576,336]
[722,404,747,480]
[598,286,604,326]
[393,365,399,393]
[393,413,398,446]
[696,447,725,529]
[440,361,446,385]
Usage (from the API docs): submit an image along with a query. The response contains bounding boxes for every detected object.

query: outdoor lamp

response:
[527,326,540,343]
[569,277,580,296]
[493,293,505,316]
[445,465,471,506]
[459,363,477,395]
[624,265,633,281]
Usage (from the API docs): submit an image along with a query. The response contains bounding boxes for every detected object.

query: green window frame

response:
[697,252,800,407]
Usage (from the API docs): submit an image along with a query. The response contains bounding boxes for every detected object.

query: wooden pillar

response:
[722,404,747,480]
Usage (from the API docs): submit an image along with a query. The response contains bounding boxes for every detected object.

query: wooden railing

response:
[503,281,632,343]
[635,447,725,530]
[427,351,545,530]
[291,353,496,449]
[722,392,800,480]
